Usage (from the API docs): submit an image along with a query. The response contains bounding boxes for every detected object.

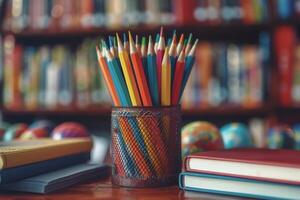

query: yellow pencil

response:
[116,34,142,106]
[161,46,171,106]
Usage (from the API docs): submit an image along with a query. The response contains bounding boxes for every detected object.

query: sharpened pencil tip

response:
[160,26,164,37]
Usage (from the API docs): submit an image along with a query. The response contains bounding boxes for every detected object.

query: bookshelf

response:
[0,0,299,129]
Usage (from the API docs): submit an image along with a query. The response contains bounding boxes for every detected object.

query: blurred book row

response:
[4,27,300,110]
[0,33,272,110]
[2,36,111,109]
[182,32,270,108]
[2,0,297,32]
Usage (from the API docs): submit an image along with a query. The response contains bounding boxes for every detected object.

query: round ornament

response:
[181,121,223,158]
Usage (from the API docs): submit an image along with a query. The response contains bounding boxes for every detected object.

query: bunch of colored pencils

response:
[96,28,198,107]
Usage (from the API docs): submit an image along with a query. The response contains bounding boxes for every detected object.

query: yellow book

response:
[161,47,171,105]
[0,138,92,169]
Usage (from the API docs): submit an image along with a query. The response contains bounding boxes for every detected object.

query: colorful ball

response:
[3,123,28,142]
[29,120,55,134]
[20,128,48,140]
[51,122,89,140]
[267,125,294,149]
[293,124,300,150]
[220,123,252,149]
[181,121,223,158]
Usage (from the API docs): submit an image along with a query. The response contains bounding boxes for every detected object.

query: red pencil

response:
[171,48,185,105]
[156,27,165,100]
[128,32,152,106]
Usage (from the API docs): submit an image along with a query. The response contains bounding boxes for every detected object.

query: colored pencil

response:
[169,32,177,87]
[161,46,171,106]
[135,35,141,57]
[116,34,142,106]
[141,36,148,79]
[123,33,129,52]
[103,41,131,106]
[179,39,199,99]
[176,34,184,56]
[95,45,120,106]
[109,36,117,57]
[147,35,159,105]
[171,48,185,105]
[128,32,152,106]
[184,33,193,55]
[154,33,159,53]
[156,27,165,101]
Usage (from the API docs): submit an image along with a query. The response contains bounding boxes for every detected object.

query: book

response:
[0,138,92,169]
[0,152,90,184]
[0,163,110,193]
[185,148,300,185]
[179,172,300,200]
[274,26,295,106]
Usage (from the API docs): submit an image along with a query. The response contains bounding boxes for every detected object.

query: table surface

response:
[0,176,248,200]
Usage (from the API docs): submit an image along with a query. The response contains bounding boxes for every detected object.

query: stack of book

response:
[0,138,109,193]
[180,148,300,199]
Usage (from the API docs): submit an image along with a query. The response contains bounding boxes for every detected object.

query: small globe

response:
[29,120,55,134]
[181,121,223,158]
[51,122,89,140]
[20,128,48,140]
[293,124,300,150]
[267,125,294,149]
[3,123,28,142]
[220,123,252,149]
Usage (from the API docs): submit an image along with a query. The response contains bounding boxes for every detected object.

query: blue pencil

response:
[147,36,159,106]
[179,39,198,99]
[103,41,131,106]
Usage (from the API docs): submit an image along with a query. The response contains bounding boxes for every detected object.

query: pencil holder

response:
[111,105,181,187]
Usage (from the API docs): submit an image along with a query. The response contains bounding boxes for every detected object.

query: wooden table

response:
[0,176,247,200]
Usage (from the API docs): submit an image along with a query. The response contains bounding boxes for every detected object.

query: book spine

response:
[274,26,295,106]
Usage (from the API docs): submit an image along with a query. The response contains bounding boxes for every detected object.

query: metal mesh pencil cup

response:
[111,105,181,187]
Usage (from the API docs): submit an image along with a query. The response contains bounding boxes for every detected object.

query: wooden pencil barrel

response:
[111,105,181,187]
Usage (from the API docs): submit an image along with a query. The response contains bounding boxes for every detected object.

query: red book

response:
[274,26,296,106]
[174,0,199,25]
[185,148,300,185]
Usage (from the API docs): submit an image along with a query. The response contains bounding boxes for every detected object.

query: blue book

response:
[0,163,109,194]
[179,172,300,200]
[0,152,89,184]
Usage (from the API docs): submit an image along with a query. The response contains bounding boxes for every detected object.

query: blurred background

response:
[0,0,300,150]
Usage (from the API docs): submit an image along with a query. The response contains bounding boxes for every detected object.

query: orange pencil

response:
[128,32,152,106]
[95,45,120,106]
[171,48,185,105]
[135,35,141,57]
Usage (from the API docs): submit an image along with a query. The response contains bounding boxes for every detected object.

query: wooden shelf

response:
[182,104,274,117]
[1,106,112,117]
[1,23,270,39]
[1,104,275,118]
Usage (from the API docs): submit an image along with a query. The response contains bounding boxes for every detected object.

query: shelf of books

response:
[1,0,300,121]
